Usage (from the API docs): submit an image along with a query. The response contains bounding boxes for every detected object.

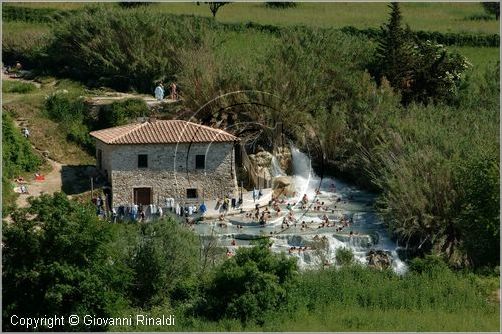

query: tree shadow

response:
[61,165,100,195]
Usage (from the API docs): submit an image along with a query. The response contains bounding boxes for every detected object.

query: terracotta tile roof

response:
[90,120,238,145]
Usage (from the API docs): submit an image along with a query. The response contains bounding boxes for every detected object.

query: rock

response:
[274,146,292,174]
[366,249,392,270]
[249,151,273,167]
[248,151,274,186]
[272,176,295,197]
[272,176,292,187]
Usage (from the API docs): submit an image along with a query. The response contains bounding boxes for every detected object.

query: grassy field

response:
[452,46,500,68]
[4,2,500,34]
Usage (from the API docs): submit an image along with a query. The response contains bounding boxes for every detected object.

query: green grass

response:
[2,78,95,165]
[2,20,51,36]
[3,2,500,34]
[213,30,279,65]
[453,46,500,69]
[2,80,37,94]
[150,2,500,34]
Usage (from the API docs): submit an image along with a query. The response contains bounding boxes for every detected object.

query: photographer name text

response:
[10,314,175,329]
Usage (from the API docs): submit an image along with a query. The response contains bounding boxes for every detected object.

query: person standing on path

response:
[154,82,164,101]
[170,82,177,100]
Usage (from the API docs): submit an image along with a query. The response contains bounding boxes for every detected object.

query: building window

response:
[138,154,148,168]
[195,154,205,169]
[186,188,198,199]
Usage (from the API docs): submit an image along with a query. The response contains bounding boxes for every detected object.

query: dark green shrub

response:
[482,2,500,20]
[465,14,495,21]
[340,26,499,47]
[118,2,152,9]
[127,219,200,308]
[2,112,42,215]
[47,7,205,92]
[44,91,86,123]
[2,193,131,331]
[2,5,63,23]
[44,91,95,153]
[409,255,450,274]
[201,239,297,323]
[335,247,355,266]
[2,112,42,179]
[101,98,150,127]
[265,2,297,9]
[454,152,500,267]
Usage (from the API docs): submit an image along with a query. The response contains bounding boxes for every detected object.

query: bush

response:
[335,248,355,266]
[2,112,42,215]
[118,2,152,8]
[201,239,297,323]
[44,90,86,123]
[2,193,130,331]
[2,80,37,94]
[127,219,201,308]
[288,264,490,313]
[2,5,66,23]
[47,7,205,92]
[265,2,297,9]
[101,98,150,127]
[2,113,42,179]
[340,25,499,47]
[44,90,96,153]
[408,255,450,274]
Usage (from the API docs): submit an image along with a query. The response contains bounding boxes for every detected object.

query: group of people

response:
[14,175,31,194]
[3,61,23,76]
[288,245,309,254]
[154,82,178,101]
[15,176,28,194]
[243,203,272,226]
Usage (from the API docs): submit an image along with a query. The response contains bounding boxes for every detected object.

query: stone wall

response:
[95,139,113,181]
[103,142,237,207]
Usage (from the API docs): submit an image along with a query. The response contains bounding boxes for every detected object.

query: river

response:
[193,146,407,274]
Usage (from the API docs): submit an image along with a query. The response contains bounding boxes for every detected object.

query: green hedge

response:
[2,5,74,23]
[166,14,500,47]
[340,26,499,47]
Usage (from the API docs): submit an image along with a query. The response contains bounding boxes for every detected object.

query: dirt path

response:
[11,117,98,208]
[2,73,42,88]
[15,158,63,208]
[85,92,178,107]
[4,74,180,107]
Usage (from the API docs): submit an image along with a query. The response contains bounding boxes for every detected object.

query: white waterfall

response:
[270,155,286,177]
[290,145,320,200]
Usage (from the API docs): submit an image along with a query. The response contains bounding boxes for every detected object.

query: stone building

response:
[90,119,239,207]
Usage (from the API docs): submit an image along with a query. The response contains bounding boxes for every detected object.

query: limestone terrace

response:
[90,119,239,145]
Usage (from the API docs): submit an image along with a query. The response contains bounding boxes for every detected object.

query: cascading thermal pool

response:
[194,145,407,274]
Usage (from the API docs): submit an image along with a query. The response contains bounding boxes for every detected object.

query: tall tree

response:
[2,193,130,331]
[372,2,469,105]
[372,3,415,97]
[482,2,500,20]
[207,2,229,18]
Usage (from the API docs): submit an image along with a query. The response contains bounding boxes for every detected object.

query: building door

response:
[134,187,152,205]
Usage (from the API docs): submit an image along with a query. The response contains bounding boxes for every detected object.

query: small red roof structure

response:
[90,119,238,145]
